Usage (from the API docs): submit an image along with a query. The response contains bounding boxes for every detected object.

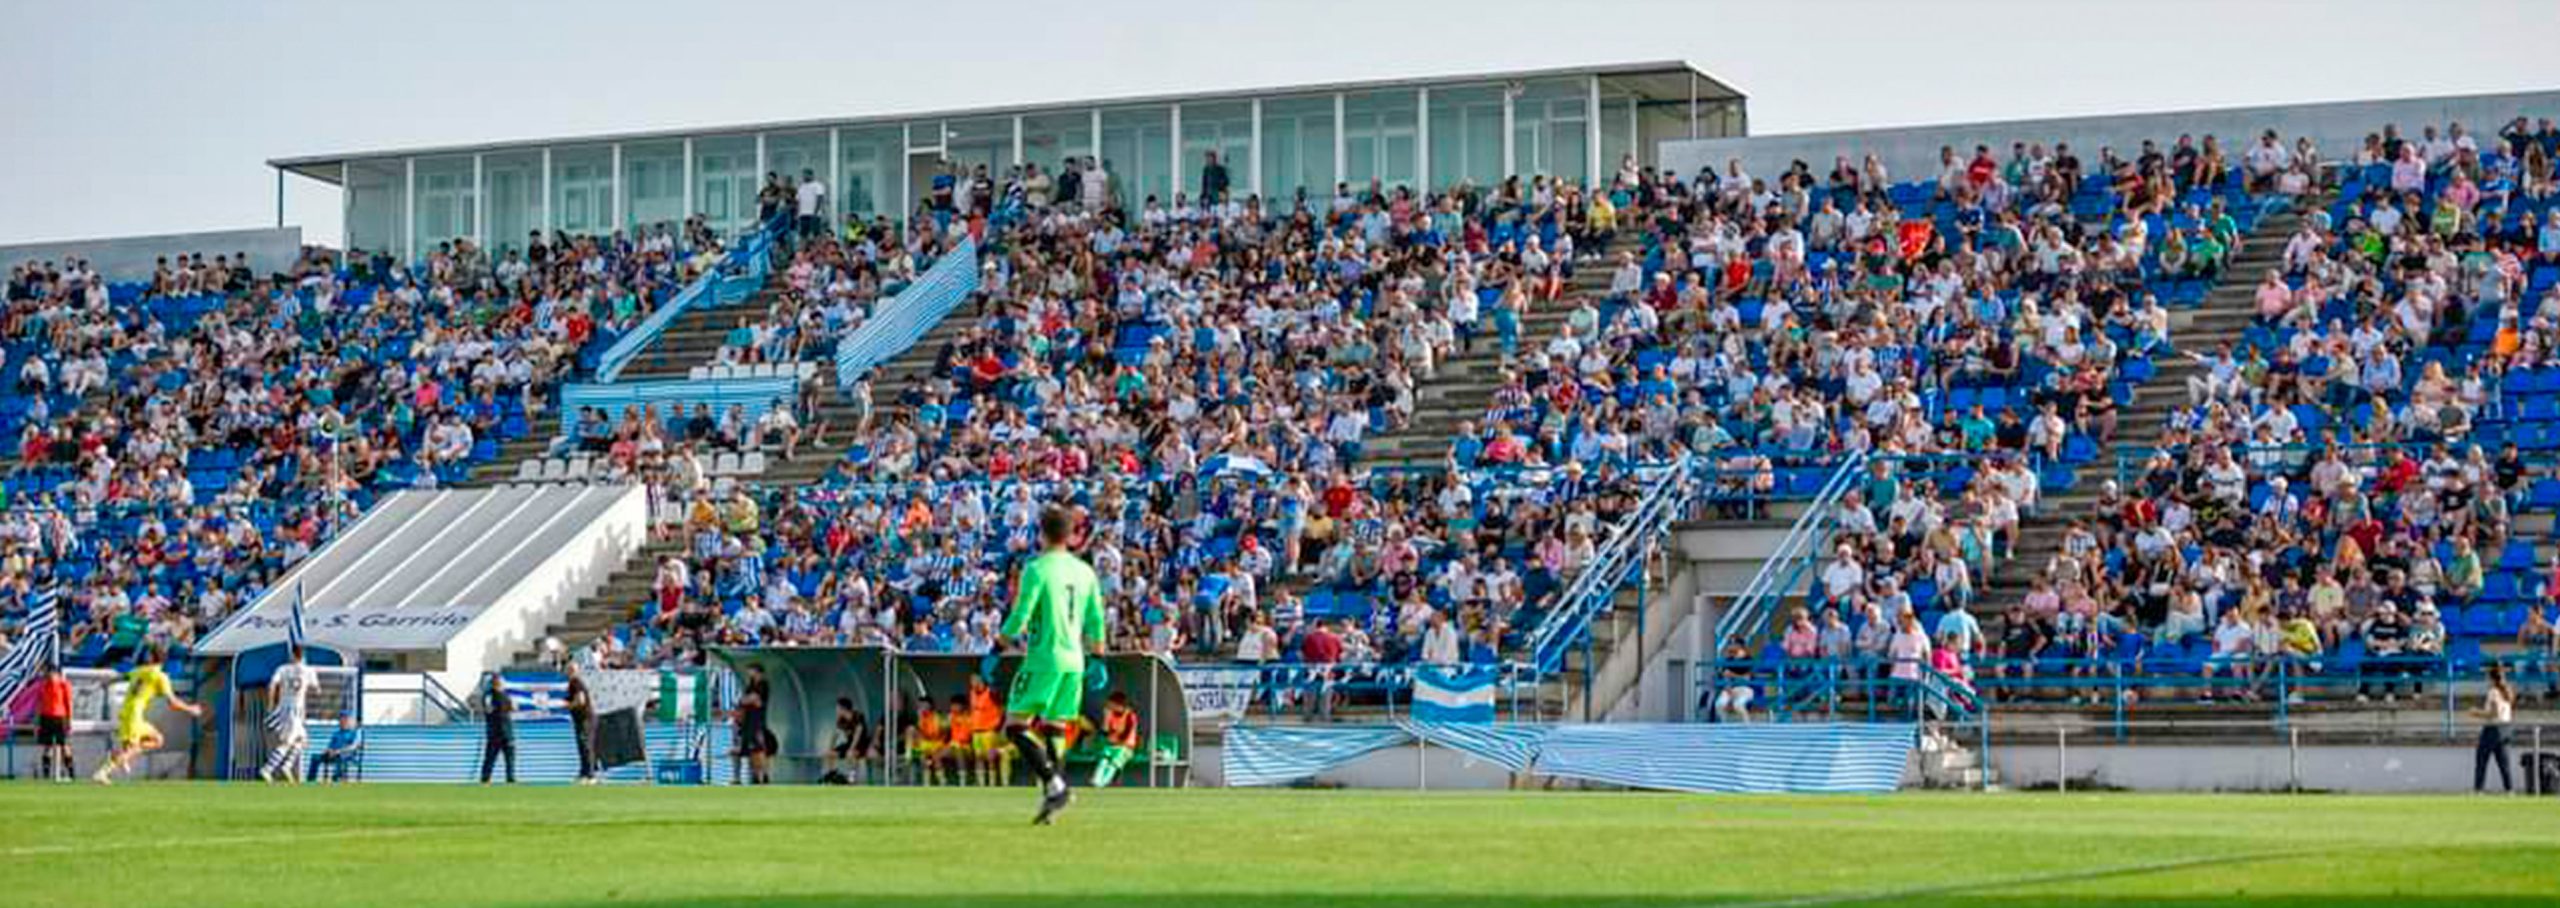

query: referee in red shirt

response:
[34,662,76,781]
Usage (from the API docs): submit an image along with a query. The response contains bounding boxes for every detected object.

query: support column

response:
[1501,89,1517,178]
[540,147,554,233]
[1168,104,1183,203]
[1586,75,1603,189]
[610,143,625,231]
[403,157,416,261]
[1415,88,1431,192]
[829,129,842,224]
[1248,98,1264,201]
[1332,93,1347,190]
[338,162,351,252]
[1625,95,1639,169]
[472,153,487,250]
[681,137,695,220]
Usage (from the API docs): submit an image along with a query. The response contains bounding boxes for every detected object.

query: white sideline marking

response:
[0,817,639,859]
[0,826,438,858]
[1711,848,2324,907]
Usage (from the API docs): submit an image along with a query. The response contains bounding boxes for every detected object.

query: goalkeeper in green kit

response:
[999,505,1109,825]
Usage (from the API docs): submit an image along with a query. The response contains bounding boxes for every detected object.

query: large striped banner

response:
[1398,720,1547,773]
[559,376,796,442]
[1221,724,1415,788]
[834,238,979,392]
[1531,723,1916,794]
[1222,722,1917,793]
[305,720,738,785]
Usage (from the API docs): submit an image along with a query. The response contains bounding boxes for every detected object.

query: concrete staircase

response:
[1362,238,1645,468]
[1979,199,2314,611]
[503,287,981,659]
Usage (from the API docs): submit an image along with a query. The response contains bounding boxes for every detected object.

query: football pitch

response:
[2,785,2555,907]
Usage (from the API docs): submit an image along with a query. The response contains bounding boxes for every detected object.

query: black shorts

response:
[739,724,775,756]
[35,716,68,746]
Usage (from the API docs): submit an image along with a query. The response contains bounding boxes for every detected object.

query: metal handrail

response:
[1704,652,2555,739]
[1714,449,1869,646]
[596,212,787,382]
[1524,452,1693,673]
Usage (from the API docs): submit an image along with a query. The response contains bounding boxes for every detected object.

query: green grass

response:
[2,785,2556,907]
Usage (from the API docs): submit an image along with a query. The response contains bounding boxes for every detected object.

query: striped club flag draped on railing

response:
[834,238,979,392]
[0,585,64,718]
[1410,666,1499,723]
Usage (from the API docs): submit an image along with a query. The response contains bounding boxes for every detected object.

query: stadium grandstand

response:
[1,54,2558,809]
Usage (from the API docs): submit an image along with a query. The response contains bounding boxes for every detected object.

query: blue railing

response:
[1178,660,1541,721]
[1706,653,2555,739]
[595,213,787,383]
[1713,450,1869,647]
[834,238,981,393]
[1524,453,1695,674]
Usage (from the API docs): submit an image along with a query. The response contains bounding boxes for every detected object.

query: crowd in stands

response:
[1720,117,2560,713]
[0,212,742,667]
[588,150,1697,672]
[599,120,2336,682]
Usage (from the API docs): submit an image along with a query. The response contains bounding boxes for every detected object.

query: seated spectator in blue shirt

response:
[309,714,364,783]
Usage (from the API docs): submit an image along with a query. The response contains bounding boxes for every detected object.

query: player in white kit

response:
[260,645,319,782]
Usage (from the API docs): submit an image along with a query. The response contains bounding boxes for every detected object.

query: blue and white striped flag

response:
[0,585,64,715]
[1410,666,1499,724]
[287,580,309,652]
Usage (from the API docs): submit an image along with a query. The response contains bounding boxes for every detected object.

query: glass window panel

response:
[623,140,684,234]
[1428,85,1504,194]
[1343,90,1417,192]
[1179,101,1252,204]
[550,145,613,237]
[1020,111,1093,181]
[1099,106,1172,211]
[412,155,476,256]
[836,126,899,221]
[1513,79,1590,183]
[483,151,541,258]
[766,130,830,200]
[344,159,405,259]
[1258,95,1334,210]
[1599,95,1634,183]
[943,116,1016,185]
[693,134,758,236]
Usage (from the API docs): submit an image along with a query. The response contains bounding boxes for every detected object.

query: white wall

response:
[440,484,648,685]
[1661,89,2560,190]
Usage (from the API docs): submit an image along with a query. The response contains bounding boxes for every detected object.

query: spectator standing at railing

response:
[795,169,828,240]
[2474,664,2518,794]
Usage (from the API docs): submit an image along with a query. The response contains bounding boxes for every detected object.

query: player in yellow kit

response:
[94,643,203,785]
[1000,505,1108,825]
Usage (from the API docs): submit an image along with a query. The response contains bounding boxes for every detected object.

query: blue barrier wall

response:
[559,376,797,441]
[306,720,738,784]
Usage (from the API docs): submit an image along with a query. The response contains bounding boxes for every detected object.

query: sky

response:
[2,0,2555,248]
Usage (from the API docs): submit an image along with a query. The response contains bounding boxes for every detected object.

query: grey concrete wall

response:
[0,225,305,282]
[1990,741,2551,794]
[1660,89,2560,189]
[1196,737,2551,793]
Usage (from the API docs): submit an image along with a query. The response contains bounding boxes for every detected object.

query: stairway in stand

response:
[1360,234,1648,468]
[510,287,982,657]
[1979,196,2319,612]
